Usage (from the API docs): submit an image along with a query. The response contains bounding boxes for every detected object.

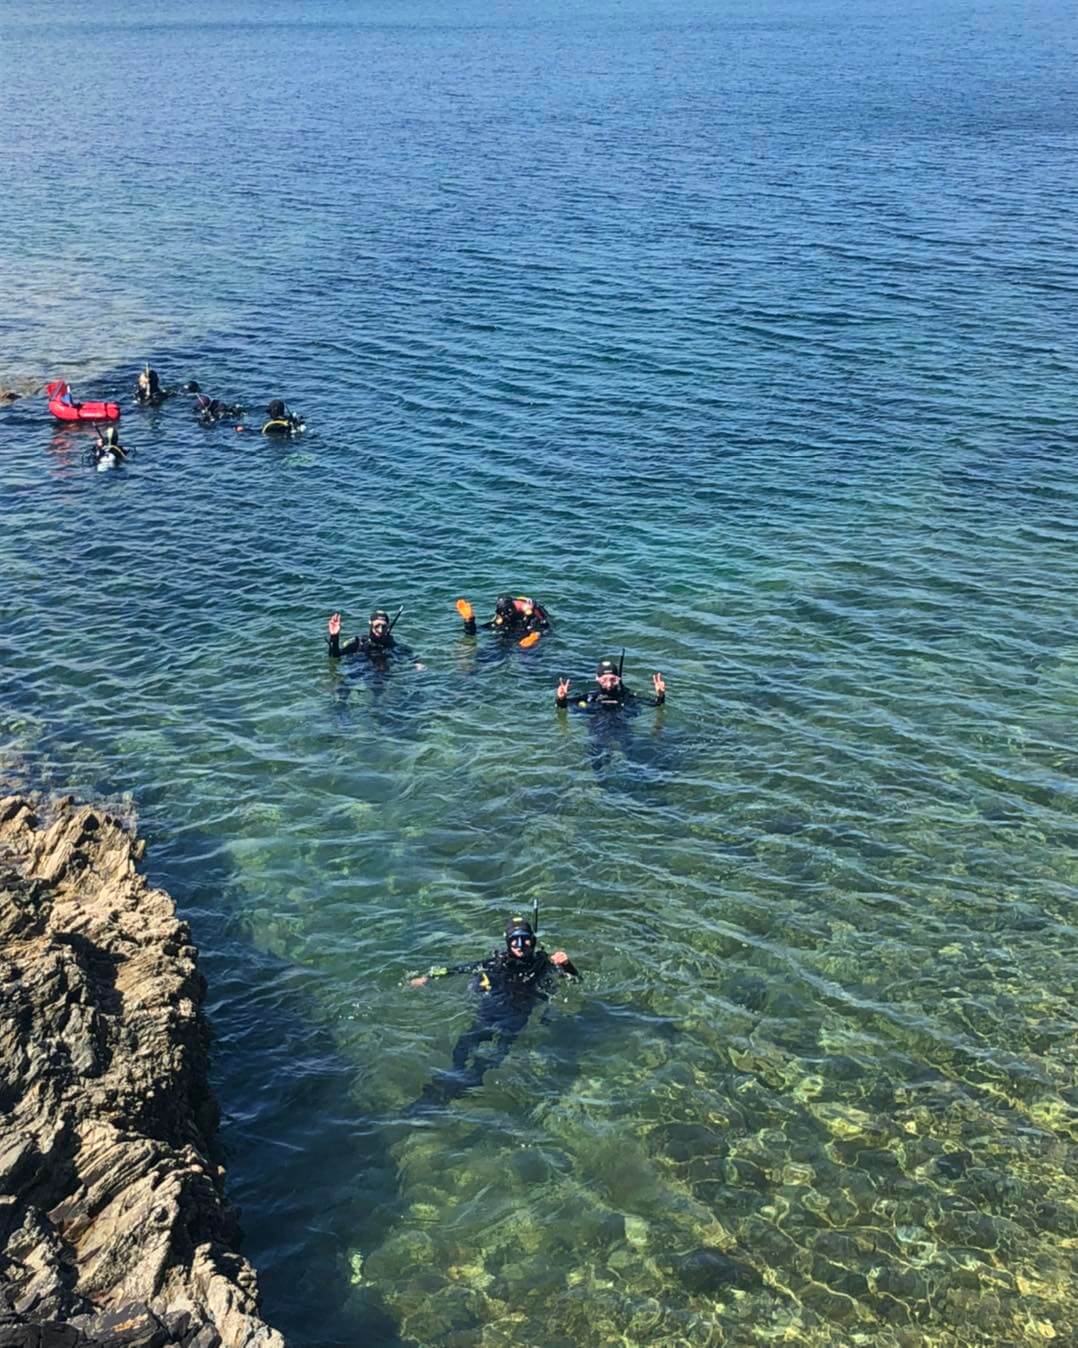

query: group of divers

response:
[336,594,669,1110]
[91,367,670,1111]
[88,364,304,468]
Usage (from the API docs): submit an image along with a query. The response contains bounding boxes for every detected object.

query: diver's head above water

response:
[368,609,391,643]
[596,657,621,693]
[267,399,286,420]
[493,594,516,625]
[505,917,537,960]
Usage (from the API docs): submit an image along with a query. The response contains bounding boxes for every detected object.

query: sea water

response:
[1,1,1076,1344]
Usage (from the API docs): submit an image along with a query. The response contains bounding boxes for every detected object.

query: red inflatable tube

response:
[46,380,121,423]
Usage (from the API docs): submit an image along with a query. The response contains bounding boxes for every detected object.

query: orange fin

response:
[455,598,474,622]
[518,631,541,649]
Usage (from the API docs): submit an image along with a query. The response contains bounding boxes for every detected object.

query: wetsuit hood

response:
[505,916,537,959]
[267,399,286,419]
[596,658,619,678]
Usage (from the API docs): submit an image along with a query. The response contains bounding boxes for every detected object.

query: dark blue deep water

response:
[2,1,1077,1344]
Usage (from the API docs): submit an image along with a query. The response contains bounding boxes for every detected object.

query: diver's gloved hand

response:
[455,597,477,634]
[328,613,341,637]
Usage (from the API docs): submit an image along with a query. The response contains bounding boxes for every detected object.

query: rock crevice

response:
[0,795,284,1348]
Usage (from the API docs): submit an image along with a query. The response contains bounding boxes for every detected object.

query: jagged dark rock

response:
[0,796,284,1348]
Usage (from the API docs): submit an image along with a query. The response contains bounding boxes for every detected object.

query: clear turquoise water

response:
[2,1,1077,1344]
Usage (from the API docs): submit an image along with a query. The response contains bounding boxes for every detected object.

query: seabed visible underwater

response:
[2,0,1076,1344]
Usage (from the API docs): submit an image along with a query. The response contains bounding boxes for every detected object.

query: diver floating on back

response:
[455,593,552,649]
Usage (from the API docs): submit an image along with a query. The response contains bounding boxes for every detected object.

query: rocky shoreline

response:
[0,796,284,1348]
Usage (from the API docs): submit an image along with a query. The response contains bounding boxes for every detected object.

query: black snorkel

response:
[388,604,405,632]
[532,896,539,938]
[619,648,625,679]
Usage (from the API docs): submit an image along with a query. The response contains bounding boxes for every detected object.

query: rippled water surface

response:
[2,1,1077,1344]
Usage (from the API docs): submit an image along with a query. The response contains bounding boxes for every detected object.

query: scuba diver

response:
[556,655,666,711]
[134,366,173,406]
[407,914,580,1111]
[557,656,667,781]
[194,392,245,426]
[92,425,128,470]
[455,594,552,646]
[261,399,305,435]
[326,608,425,666]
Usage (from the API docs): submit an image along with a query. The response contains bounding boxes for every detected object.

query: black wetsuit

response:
[135,371,170,406]
[558,680,666,780]
[92,443,128,467]
[196,396,243,426]
[463,603,552,640]
[262,410,303,435]
[327,630,416,666]
[410,947,580,1110]
[557,683,664,712]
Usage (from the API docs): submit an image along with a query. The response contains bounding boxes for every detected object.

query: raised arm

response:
[455,598,479,636]
[326,612,361,658]
[556,678,594,711]
[624,673,667,707]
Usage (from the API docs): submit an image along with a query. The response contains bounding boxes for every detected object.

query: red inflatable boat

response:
[46,380,121,423]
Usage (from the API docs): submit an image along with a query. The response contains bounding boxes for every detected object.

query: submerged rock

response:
[0,795,283,1348]
[669,1246,761,1296]
[0,378,43,405]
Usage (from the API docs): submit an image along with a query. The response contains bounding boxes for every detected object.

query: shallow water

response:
[2,1,1077,1344]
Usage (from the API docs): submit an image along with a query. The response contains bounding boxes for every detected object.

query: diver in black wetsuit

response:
[326,609,423,668]
[134,366,172,406]
[92,425,128,469]
[262,399,304,435]
[557,657,667,780]
[556,657,666,711]
[194,392,244,426]
[407,916,580,1110]
[456,594,552,642]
